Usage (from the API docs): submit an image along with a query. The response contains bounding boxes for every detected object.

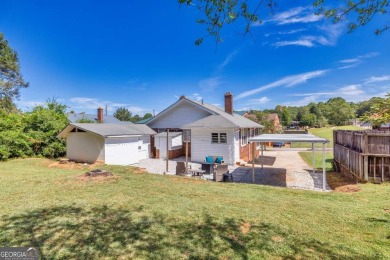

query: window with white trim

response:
[241,129,248,146]
[211,133,227,143]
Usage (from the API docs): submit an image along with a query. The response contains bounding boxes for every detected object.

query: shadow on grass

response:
[0,205,371,259]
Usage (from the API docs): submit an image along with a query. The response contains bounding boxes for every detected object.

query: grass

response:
[1,158,390,259]
[299,151,334,171]
[291,125,364,148]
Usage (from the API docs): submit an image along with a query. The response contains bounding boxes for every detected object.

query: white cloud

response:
[247,97,271,105]
[274,22,343,48]
[217,49,239,72]
[271,6,323,25]
[274,39,314,47]
[265,28,306,37]
[283,95,319,107]
[16,100,45,110]
[336,85,364,95]
[199,77,223,91]
[236,70,328,100]
[191,93,203,102]
[68,97,151,116]
[364,75,390,84]
[337,52,380,69]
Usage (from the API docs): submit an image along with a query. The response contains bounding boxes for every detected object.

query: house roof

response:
[266,113,279,121]
[58,123,156,138]
[135,117,153,124]
[148,96,263,129]
[67,113,121,123]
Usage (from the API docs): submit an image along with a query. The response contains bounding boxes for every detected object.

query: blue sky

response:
[1,0,389,116]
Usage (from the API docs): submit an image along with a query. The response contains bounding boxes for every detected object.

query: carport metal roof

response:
[249,134,329,143]
[248,134,330,191]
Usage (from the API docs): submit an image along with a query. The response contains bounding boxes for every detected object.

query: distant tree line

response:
[247,95,390,132]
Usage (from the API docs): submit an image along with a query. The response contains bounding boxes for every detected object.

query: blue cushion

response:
[215,157,223,163]
[205,156,213,163]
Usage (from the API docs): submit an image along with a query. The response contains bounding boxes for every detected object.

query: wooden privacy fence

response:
[333,130,390,182]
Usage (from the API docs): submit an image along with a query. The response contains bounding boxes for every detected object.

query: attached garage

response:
[58,123,156,165]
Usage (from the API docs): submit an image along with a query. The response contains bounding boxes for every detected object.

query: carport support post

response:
[322,142,326,190]
[261,143,264,169]
[312,143,315,174]
[252,141,255,184]
[165,129,169,174]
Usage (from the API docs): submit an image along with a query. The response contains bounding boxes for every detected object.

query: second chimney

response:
[97,107,104,123]
[224,92,233,115]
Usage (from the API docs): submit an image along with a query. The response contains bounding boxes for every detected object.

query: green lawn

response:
[299,151,334,171]
[291,125,364,148]
[1,159,389,259]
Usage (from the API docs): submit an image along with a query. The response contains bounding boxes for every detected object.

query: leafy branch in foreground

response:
[179,0,390,44]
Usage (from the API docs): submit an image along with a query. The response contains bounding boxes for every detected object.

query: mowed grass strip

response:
[291,125,364,148]
[299,151,334,171]
[0,158,389,259]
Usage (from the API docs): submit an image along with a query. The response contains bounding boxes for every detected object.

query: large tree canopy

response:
[179,0,389,44]
[0,33,28,112]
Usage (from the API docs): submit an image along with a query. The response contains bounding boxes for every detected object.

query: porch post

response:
[312,143,315,174]
[322,142,326,190]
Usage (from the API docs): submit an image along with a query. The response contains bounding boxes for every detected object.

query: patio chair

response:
[214,164,228,182]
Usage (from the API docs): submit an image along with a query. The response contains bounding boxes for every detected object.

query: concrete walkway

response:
[136,150,330,191]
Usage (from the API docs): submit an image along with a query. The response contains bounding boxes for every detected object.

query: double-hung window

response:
[211,133,227,144]
[241,129,248,146]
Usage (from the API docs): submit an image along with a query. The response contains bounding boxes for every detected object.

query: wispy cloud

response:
[216,49,239,72]
[270,6,323,25]
[199,77,223,92]
[274,23,343,48]
[338,52,380,69]
[364,75,390,84]
[247,97,271,105]
[236,70,328,100]
[265,28,307,37]
[191,93,203,102]
[68,97,151,115]
[16,100,45,110]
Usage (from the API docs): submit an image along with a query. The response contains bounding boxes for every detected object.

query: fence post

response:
[363,155,369,181]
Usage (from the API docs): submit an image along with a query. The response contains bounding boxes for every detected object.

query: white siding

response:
[67,132,105,163]
[148,101,212,129]
[190,128,236,165]
[154,134,182,159]
[105,136,150,165]
[233,129,240,164]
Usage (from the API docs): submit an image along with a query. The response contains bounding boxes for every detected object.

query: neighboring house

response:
[145,92,263,165]
[58,123,156,165]
[266,113,280,128]
[68,108,121,123]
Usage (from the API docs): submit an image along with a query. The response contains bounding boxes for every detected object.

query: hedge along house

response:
[146,92,263,165]
[58,123,156,165]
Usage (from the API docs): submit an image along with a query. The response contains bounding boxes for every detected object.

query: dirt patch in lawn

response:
[327,172,361,193]
[46,159,105,170]
[240,222,251,234]
[76,174,121,183]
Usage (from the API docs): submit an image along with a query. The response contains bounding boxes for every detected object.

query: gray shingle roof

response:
[187,99,263,128]
[58,123,156,138]
[155,131,183,137]
[148,97,263,129]
[67,113,121,123]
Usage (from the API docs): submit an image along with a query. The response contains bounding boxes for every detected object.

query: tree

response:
[301,113,317,127]
[143,113,153,120]
[113,107,132,121]
[0,33,29,112]
[131,114,141,123]
[281,108,292,127]
[323,97,355,126]
[362,93,390,128]
[178,0,389,44]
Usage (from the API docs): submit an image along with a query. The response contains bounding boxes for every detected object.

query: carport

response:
[249,134,330,190]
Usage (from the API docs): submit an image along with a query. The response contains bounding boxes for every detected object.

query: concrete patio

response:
[135,150,330,191]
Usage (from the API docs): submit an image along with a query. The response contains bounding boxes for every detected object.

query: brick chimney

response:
[224,92,233,115]
[97,107,104,123]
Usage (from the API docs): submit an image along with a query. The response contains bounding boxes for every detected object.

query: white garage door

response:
[105,137,140,165]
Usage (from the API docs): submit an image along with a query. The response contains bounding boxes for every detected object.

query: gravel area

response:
[136,151,330,191]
